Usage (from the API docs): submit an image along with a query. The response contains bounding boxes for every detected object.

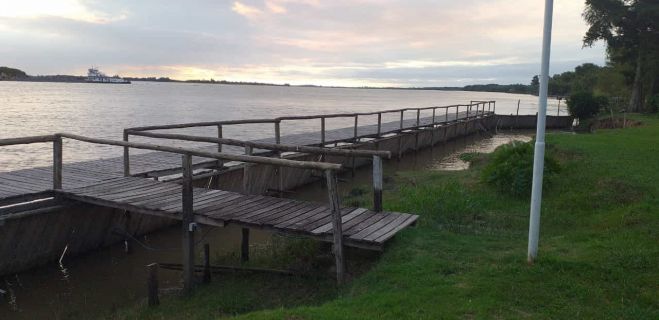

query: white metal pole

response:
[528,0,554,264]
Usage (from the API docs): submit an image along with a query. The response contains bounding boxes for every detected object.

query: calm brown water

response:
[0,131,532,319]
[1,81,561,171]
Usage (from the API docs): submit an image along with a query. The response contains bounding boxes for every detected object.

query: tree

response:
[583,0,659,112]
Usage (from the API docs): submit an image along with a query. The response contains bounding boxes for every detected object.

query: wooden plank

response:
[373,215,418,243]
[274,205,329,229]
[282,205,330,228]
[362,213,411,242]
[310,208,368,234]
[261,202,321,225]
[349,213,400,241]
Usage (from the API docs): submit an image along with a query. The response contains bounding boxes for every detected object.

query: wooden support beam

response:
[126,131,391,159]
[377,113,382,136]
[0,135,54,146]
[147,263,159,306]
[241,228,250,263]
[216,125,224,169]
[275,121,283,197]
[123,130,130,177]
[325,170,345,284]
[53,134,62,190]
[243,145,253,194]
[181,154,195,295]
[372,155,383,212]
[203,244,211,283]
[321,117,326,145]
[58,133,343,171]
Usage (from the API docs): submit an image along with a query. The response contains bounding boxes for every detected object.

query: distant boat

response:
[86,67,130,84]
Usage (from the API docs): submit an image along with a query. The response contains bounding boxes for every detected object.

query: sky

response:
[0,0,606,87]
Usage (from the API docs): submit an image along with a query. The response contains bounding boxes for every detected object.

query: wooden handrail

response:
[126,131,392,159]
[58,133,342,171]
[0,135,55,146]
[124,102,496,132]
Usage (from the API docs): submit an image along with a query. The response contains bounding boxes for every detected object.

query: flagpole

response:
[527,0,554,264]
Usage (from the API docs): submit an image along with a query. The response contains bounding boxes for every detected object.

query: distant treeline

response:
[0,64,615,98]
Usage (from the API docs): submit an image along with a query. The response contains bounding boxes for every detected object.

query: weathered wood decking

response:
[55,176,417,250]
[0,110,475,204]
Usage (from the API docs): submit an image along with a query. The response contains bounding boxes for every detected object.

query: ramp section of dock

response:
[56,176,417,250]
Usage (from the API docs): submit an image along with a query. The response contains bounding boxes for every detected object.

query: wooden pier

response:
[0,102,504,288]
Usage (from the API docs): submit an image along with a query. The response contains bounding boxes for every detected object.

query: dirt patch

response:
[592,117,642,129]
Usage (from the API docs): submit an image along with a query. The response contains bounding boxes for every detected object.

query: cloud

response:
[232,1,264,19]
[0,0,606,86]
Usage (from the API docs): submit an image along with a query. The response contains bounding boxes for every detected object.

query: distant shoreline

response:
[1,66,536,95]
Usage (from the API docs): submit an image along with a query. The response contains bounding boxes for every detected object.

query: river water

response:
[1,81,561,171]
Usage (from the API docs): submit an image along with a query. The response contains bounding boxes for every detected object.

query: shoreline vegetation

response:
[107,114,658,320]
[0,64,609,97]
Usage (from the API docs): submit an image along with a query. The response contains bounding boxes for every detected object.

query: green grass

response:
[111,115,659,319]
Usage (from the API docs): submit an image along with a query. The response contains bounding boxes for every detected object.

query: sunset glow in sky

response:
[0,0,606,86]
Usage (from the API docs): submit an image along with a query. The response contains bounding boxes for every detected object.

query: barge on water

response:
[86,67,130,84]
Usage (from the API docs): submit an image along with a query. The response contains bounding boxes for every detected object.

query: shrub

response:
[567,92,604,121]
[481,141,560,197]
[647,94,659,113]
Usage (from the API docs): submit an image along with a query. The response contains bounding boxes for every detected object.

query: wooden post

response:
[325,170,345,284]
[353,115,358,141]
[416,109,420,127]
[216,124,223,169]
[372,155,383,212]
[181,154,195,295]
[488,101,492,113]
[445,107,449,122]
[493,101,496,114]
[123,130,130,177]
[475,103,479,118]
[321,117,326,145]
[241,228,250,263]
[243,145,253,193]
[203,244,211,283]
[557,99,561,116]
[53,134,62,190]
[275,121,283,197]
[399,110,404,130]
[377,113,382,136]
[432,108,436,124]
[455,105,459,121]
[147,263,159,306]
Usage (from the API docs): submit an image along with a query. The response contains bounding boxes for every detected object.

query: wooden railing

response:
[0,133,349,288]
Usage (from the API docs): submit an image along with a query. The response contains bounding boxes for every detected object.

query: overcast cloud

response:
[0,0,606,86]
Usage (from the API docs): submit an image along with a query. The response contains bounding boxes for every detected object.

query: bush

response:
[482,141,560,197]
[647,94,659,113]
[567,92,604,121]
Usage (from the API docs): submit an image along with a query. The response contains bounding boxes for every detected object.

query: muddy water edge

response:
[0,130,534,319]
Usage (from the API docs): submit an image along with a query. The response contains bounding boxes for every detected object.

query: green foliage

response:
[583,0,659,111]
[647,94,659,113]
[567,91,606,120]
[0,66,27,79]
[481,141,560,197]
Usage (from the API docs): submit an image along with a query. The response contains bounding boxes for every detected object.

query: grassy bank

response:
[112,115,658,319]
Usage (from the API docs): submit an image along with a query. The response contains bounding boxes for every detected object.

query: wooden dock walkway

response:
[56,176,417,250]
[1,102,496,287]
[0,108,482,205]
